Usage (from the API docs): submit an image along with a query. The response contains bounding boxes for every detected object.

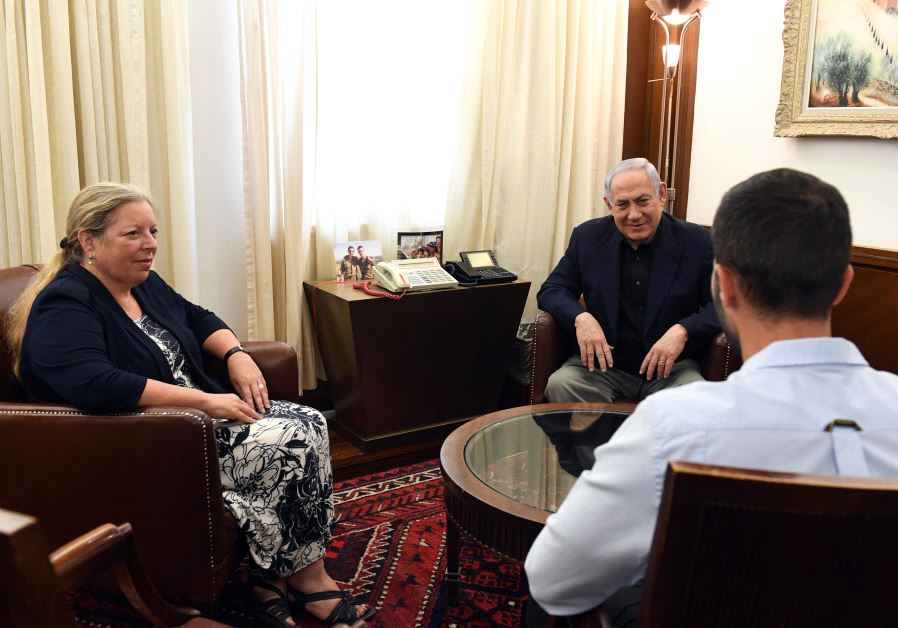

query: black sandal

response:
[287,585,375,624]
[249,577,296,627]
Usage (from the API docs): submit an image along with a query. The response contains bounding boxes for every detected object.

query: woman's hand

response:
[200,392,263,424]
[227,351,270,412]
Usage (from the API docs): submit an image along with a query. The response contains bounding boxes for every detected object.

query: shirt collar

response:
[741,337,869,371]
[619,237,653,255]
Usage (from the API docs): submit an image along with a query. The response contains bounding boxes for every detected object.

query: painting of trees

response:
[851,51,873,103]
[775,0,898,138]
[805,0,898,108]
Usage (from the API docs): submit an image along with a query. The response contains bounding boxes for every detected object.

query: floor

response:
[329,427,444,481]
[309,375,529,481]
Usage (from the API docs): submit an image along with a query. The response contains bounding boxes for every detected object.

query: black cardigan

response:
[21,264,231,413]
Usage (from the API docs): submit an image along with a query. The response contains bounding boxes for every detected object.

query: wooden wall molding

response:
[851,245,898,271]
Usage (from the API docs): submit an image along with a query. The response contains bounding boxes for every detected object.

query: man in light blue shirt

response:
[525,168,898,622]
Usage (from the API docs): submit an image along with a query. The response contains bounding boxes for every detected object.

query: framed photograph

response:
[396,228,443,263]
[775,0,898,138]
[332,240,383,282]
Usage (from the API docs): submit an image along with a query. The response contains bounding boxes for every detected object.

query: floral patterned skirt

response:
[215,401,333,578]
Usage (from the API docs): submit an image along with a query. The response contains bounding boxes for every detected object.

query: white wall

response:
[688,1,898,251]
[187,0,247,336]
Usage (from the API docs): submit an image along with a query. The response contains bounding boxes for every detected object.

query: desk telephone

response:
[445,250,517,285]
[373,257,459,293]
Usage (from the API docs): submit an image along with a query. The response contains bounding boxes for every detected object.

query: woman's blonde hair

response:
[5,182,154,379]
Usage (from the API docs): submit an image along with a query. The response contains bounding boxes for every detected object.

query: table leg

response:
[445,512,460,604]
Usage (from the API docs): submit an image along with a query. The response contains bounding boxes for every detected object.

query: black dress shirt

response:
[616,241,653,375]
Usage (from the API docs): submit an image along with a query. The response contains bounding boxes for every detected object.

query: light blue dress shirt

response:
[525,337,898,616]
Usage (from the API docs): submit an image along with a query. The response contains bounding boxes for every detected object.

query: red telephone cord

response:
[352,280,407,300]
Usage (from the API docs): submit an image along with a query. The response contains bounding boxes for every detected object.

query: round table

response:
[439,402,634,602]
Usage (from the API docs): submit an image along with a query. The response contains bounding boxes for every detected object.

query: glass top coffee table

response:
[439,402,634,602]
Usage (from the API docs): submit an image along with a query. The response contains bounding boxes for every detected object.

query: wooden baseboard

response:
[330,428,443,481]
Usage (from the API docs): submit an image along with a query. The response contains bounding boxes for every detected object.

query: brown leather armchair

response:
[0,264,301,607]
[529,310,741,404]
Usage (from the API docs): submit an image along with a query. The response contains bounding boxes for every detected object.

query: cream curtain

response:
[0,0,198,296]
[237,0,322,389]
[445,0,629,320]
[235,1,476,390]
[307,2,475,268]
[235,0,628,388]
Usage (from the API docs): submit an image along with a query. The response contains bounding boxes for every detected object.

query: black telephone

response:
[444,250,517,285]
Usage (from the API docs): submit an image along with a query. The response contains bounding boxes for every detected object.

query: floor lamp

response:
[645,0,707,213]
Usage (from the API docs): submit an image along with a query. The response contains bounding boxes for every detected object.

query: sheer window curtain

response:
[236,0,476,390]
[237,0,322,390]
[0,0,199,296]
[446,0,629,320]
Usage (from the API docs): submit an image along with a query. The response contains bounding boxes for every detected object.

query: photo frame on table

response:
[775,0,898,139]
[396,228,443,263]
[332,240,382,282]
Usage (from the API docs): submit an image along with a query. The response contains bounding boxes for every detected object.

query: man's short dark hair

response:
[712,168,852,319]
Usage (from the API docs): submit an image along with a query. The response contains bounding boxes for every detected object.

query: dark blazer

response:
[537,213,720,363]
[21,264,230,413]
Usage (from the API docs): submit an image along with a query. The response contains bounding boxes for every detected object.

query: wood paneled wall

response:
[833,247,898,374]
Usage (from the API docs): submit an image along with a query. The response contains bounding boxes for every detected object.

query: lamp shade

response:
[645,0,708,21]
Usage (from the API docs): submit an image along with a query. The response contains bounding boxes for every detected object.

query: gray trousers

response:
[545,355,704,403]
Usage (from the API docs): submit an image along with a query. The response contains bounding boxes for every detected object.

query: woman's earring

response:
[87,254,95,265]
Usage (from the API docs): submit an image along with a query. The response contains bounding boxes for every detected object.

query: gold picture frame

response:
[775,0,898,139]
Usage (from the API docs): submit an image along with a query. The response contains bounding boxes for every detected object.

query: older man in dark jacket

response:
[537,158,720,403]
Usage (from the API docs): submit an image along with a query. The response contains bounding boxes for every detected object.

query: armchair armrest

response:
[204,340,300,402]
[700,331,742,382]
[530,311,567,404]
[0,405,240,604]
[245,341,300,401]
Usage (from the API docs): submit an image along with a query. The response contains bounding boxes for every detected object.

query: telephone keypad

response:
[413,269,452,285]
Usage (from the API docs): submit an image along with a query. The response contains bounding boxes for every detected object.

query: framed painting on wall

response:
[775,0,898,138]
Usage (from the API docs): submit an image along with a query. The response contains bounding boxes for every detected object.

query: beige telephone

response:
[373,258,459,292]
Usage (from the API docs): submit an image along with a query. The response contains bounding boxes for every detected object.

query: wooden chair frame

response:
[555,461,898,627]
[1,508,199,627]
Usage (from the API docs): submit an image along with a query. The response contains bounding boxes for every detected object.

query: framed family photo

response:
[396,228,443,263]
[775,0,898,138]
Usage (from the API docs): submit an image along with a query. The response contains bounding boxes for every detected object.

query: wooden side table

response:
[304,281,530,450]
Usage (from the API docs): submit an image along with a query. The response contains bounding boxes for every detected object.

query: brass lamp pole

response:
[645,0,707,213]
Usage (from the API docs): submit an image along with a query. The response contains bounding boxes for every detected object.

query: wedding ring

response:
[258,383,265,390]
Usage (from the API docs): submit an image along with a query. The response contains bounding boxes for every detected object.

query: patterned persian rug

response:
[69,458,526,627]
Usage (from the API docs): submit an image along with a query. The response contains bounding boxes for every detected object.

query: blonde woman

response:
[6,183,373,627]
